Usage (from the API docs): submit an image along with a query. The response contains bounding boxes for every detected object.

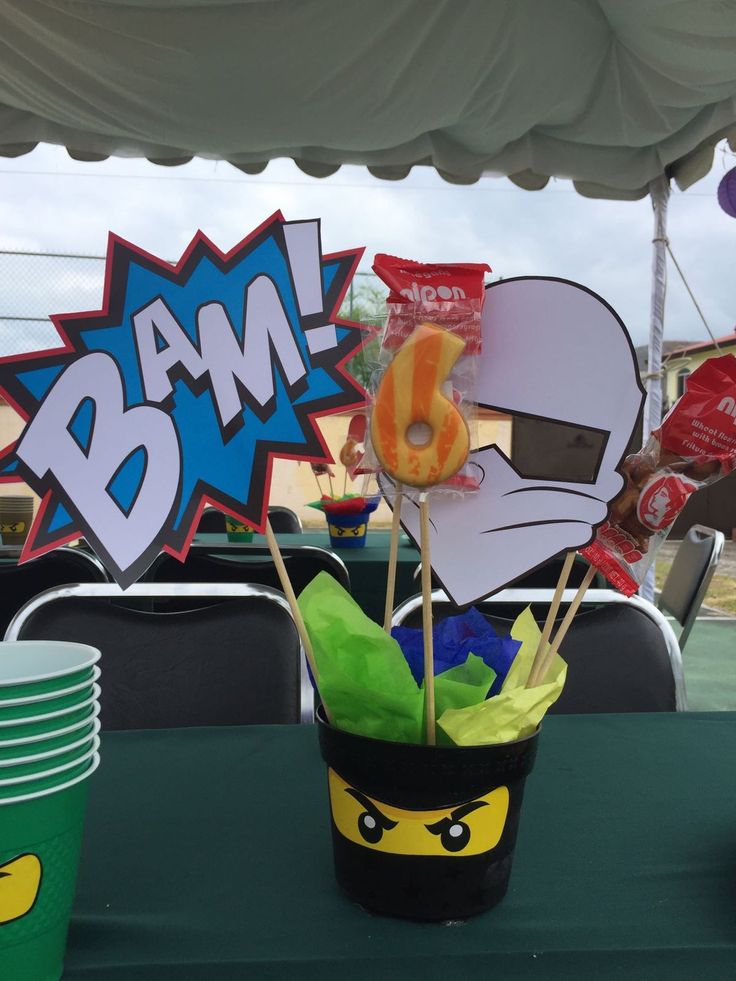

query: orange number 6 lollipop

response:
[370,322,469,488]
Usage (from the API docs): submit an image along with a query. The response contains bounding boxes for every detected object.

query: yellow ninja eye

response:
[346,788,397,844]
[0,853,42,924]
[328,769,509,857]
[425,802,488,852]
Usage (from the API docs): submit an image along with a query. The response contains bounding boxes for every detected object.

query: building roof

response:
[664,332,736,361]
[635,341,695,372]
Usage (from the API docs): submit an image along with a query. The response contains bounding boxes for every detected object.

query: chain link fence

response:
[0,250,385,357]
[0,250,110,355]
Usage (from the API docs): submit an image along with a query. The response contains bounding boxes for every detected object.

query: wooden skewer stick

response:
[264,518,332,722]
[529,565,597,688]
[342,468,348,498]
[526,551,575,689]
[311,470,323,498]
[327,473,335,498]
[419,493,436,745]
[383,482,404,633]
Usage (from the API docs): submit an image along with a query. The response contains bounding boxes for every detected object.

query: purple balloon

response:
[718,166,736,218]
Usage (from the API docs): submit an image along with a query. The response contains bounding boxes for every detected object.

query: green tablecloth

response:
[64,713,736,979]
[196,530,420,623]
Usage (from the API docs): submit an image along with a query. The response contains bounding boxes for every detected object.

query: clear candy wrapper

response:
[582,354,736,595]
[366,254,491,496]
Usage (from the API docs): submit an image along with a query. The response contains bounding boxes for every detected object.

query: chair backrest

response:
[268,506,303,534]
[196,508,227,533]
[392,588,685,714]
[658,524,725,650]
[0,545,109,638]
[6,583,311,730]
[145,542,349,594]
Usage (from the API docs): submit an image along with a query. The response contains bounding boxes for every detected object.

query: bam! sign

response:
[0,214,366,586]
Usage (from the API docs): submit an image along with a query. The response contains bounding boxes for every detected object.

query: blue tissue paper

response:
[392,607,521,696]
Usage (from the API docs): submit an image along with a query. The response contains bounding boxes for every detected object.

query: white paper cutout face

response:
[383,278,644,606]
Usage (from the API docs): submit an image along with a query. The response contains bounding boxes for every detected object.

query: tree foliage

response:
[339,279,386,389]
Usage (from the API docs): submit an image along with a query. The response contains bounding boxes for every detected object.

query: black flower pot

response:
[317,707,539,921]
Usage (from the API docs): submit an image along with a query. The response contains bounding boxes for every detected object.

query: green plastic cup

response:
[0,719,100,769]
[0,705,99,753]
[0,685,100,730]
[0,666,100,708]
[0,692,99,742]
[0,685,96,724]
[0,642,100,700]
[0,753,100,981]
[0,732,99,780]
[0,742,98,799]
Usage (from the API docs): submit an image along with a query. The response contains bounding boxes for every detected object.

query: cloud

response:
[0,142,733,353]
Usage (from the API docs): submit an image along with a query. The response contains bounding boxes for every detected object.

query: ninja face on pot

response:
[384,278,644,606]
[328,769,509,857]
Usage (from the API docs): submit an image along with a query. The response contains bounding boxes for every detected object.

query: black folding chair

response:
[0,545,109,638]
[393,587,685,713]
[196,508,227,533]
[6,583,311,729]
[145,542,349,595]
[267,506,303,534]
[657,524,725,651]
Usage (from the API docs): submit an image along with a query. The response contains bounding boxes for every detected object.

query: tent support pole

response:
[641,173,671,603]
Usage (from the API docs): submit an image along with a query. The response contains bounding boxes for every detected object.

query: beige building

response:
[663,331,736,411]
[0,401,33,510]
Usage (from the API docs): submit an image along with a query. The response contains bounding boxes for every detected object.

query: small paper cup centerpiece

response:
[225,518,254,543]
[0,495,34,546]
[308,495,380,550]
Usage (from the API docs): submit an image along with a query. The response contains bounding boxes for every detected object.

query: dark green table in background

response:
[196,530,420,622]
[64,714,736,979]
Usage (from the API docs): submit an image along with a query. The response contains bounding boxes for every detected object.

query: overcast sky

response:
[0,141,734,354]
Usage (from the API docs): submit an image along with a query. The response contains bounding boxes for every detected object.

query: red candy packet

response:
[582,354,736,595]
[373,254,491,356]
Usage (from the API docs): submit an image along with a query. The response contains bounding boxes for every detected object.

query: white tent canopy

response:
[0,0,735,199]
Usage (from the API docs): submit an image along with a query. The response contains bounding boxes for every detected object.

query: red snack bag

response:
[582,354,736,595]
[373,254,491,355]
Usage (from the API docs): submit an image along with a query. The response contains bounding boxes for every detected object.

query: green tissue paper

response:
[298,574,496,744]
[298,572,423,743]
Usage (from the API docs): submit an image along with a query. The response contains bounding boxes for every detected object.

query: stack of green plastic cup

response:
[0,641,101,981]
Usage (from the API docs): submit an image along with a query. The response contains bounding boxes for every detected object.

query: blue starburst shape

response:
[0,213,368,586]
